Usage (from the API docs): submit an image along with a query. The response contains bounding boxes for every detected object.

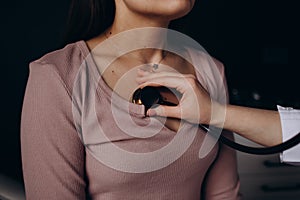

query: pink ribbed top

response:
[21,41,240,199]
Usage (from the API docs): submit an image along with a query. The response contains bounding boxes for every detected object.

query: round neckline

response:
[75,39,195,134]
[76,40,146,117]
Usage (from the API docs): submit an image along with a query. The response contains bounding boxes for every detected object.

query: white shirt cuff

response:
[277,105,300,165]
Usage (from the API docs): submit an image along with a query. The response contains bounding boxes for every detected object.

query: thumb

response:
[147,105,180,118]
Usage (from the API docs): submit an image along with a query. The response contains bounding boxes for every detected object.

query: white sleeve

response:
[277,105,300,165]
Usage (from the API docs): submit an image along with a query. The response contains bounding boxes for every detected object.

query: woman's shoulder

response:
[28,41,90,93]
[184,46,225,72]
[31,40,89,71]
[184,46,228,103]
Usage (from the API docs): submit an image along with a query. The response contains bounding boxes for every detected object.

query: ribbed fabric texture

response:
[21,41,240,200]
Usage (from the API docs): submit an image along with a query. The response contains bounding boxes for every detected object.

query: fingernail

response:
[136,77,143,84]
[137,68,145,74]
[147,109,157,117]
[137,68,151,75]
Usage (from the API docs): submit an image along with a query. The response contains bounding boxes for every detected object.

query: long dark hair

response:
[63,0,115,45]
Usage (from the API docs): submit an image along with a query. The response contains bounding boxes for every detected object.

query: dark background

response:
[0,0,299,186]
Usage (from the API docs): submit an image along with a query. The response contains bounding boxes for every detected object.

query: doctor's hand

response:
[136,69,224,125]
[136,69,283,146]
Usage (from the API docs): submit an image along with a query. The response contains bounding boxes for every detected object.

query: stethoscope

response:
[199,124,300,155]
[132,86,300,155]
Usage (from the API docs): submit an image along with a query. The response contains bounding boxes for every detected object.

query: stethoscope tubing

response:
[199,124,300,155]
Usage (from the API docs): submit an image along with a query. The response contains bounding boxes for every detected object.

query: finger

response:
[147,105,180,118]
[137,75,196,94]
[137,68,152,77]
[137,77,187,94]
[136,71,190,85]
[138,70,196,80]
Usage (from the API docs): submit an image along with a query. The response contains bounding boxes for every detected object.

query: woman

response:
[21,0,240,199]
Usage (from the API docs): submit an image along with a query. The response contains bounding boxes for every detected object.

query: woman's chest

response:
[80,83,219,197]
[84,125,219,197]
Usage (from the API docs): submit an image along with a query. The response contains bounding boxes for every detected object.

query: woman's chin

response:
[122,0,195,21]
[155,0,195,19]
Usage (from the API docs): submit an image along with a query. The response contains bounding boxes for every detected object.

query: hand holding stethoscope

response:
[136,69,216,125]
[135,69,300,155]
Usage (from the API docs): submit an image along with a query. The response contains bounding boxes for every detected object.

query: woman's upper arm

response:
[202,131,241,200]
[202,60,241,199]
[21,62,86,199]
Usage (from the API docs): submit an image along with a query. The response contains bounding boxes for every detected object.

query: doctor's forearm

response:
[212,104,282,146]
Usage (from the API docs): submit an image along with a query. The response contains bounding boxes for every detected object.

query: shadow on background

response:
[0,0,71,183]
[0,0,299,192]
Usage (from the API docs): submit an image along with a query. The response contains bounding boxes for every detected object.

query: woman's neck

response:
[107,6,170,64]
